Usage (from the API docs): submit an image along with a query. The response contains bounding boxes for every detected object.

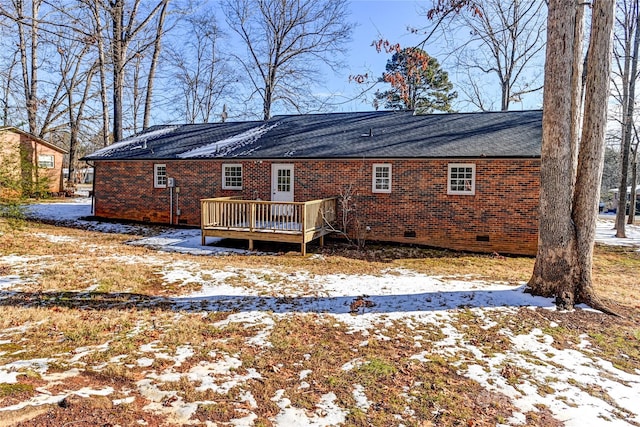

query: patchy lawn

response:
[0,201,638,426]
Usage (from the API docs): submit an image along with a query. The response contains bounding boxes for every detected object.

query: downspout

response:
[175,186,180,223]
[87,161,95,215]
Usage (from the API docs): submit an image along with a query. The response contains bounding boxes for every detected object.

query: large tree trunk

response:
[16,0,41,135]
[111,0,125,142]
[68,114,78,188]
[528,0,580,305]
[529,0,616,311]
[501,80,510,111]
[263,66,276,121]
[570,4,585,187]
[67,66,96,188]
[629,146,638,224]
[143,0,168,130]
[2,52,18,126]
[132,52,142,133]
[92,3,111,147]
[573,0,615,305]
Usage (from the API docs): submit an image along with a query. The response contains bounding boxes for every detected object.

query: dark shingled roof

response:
[83,110,542,161]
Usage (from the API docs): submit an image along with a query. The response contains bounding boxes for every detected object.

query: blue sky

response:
[209,0,544,118]
[317,0,435,112]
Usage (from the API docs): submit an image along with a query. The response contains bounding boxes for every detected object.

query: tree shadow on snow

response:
[0,285,556,314]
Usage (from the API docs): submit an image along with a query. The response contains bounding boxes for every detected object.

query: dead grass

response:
[0,383,34,398]
[242,315,519,426]
[1,218,640,426]
[592,245,640,307]
[3,219,639,302]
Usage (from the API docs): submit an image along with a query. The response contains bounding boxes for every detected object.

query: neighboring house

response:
[63,167,94,184]
[607,186,640,214]
[0,127,67,196]
[83,110,542,255]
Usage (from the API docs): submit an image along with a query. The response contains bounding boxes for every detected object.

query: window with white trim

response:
[448,163,475,195]
[222,163,243,190]
[154,164,167,188]
[38,154,55,169]
[372,163,392,193]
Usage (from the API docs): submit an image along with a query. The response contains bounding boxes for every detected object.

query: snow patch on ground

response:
[2,199,638,426]
[271,390,347,427]
[23,199,640,257]
[596,215,640,248]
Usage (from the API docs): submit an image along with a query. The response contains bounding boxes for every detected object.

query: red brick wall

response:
[0,131,64,194]
[28,139,65,193]
[94,158,540,255]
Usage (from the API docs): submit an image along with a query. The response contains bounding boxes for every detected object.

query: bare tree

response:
[601,144,621,199]
[425,0,546,111]
[18,0,41,134]
[142,0,168,130]
[55,29,97,189]
[101,0,168,141]
[1,0,43,135]
[0,0,184,148]
[222,0,353,120]
[0,1,76,138]
[629,126,639,224]
[611,0,640,235]
[0,50,19,126]
[84,1,111,146]
[130,49,143,133]
[424,0,615,310]
[165,10,237,123]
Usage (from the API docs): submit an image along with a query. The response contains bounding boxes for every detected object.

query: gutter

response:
[85,161,96,215]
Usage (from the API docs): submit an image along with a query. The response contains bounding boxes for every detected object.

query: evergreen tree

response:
[374,48,456,113]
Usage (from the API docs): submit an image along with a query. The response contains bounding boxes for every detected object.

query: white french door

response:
[271,164,294,202]
[271,164,294,218]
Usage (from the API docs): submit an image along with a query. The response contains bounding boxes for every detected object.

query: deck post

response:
[249,239,254,251]
[201,200,207,246]
[301,203,307,255]
[319,235,324,247]
[250,202,256,232]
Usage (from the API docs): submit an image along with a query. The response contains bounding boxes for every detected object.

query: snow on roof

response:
[88,126,180,158]
[83,110,543,161]
[177,123,279,158]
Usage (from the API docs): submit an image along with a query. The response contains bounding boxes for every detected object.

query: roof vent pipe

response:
[360,128,374,138]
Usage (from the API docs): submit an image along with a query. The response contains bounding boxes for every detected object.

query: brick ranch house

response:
[83,110,542,255]
[0,127,67,196]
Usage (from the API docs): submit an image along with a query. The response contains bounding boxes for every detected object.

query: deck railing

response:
[200,196,337,254]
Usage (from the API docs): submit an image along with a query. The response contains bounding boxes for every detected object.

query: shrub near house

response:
[84,110,541,255]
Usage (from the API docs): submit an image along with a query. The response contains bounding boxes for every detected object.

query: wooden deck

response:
[201,197,337,255]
